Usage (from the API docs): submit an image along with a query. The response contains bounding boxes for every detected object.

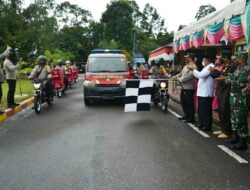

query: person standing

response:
[173,53,197,123]
[0,60,4,114]
[212,56,223,111]
[3,47,19,109]
[189,55,215,131]
[219,52,249,150]
[210,50,237,139]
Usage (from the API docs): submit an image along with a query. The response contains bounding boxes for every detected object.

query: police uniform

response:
[30,64,53,99]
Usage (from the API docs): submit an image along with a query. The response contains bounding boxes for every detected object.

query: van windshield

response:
[88,57,127,73]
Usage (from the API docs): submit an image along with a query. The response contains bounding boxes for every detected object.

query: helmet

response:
[57,59,64,66]
[38,55,47,65]
[65,60,71,65]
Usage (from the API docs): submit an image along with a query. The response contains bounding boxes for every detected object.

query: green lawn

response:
[0,79,33,110]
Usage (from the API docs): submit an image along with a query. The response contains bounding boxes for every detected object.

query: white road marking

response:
[188,123,210,138]
[218,145,248,164]
[168,108,210,138]
[167,108,181,118]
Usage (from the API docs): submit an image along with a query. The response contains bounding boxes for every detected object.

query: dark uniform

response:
[211,60,237,135]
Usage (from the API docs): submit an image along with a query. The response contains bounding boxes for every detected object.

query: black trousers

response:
[217,91,232,135]
[0,82,2,103]
[7,80,16,107]
[180,89,195,120]
[198,97,213,130]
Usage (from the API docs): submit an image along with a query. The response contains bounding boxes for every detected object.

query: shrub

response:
[19,68,33,77]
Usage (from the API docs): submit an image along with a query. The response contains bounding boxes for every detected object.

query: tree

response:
[44,49,74,64]
[139,3,166,38]
[21,2,58,59]
[55,1,92,27]
[98,39,121,49]
[101,0,134,51]
[195,4,216,21]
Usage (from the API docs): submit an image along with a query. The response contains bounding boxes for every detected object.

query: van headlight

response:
[160,82,166,89]
[84,80,95,87]
[119,80,126,88]
[34,83,41,90]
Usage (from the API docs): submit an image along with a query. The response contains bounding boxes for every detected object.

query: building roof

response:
[174,0,247,41]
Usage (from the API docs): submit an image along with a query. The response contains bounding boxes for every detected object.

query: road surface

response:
[0,76,249,190]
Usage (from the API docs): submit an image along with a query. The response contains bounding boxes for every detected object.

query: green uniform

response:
[226,64,250,138]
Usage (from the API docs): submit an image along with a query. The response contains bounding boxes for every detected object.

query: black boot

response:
[231,137,248,150]
[227,133,240,144]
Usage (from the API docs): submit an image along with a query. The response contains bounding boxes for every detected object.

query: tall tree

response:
[139,3,166,38]
[55,1,92,27]
[21,2,57,58]
[195,4,216,21]
[101,0,134,51]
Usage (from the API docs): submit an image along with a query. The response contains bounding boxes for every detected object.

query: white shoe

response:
[218,133,229,139]
[213,131,222,135]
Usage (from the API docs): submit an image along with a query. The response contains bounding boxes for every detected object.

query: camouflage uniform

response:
[226,64,250,138]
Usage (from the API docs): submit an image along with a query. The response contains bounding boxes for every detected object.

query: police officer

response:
[29,55,53,100]
[220,51,250,150]
[173,52,197,123]
[3,47,20,108]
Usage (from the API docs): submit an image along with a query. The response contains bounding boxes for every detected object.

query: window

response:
[88,57,127,73]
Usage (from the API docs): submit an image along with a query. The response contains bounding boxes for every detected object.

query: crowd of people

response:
[0,45,249,150]
[173,50,250,151]
[0,46,76,113]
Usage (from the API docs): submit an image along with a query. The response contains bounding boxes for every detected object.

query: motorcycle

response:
[51,68,65,98]
[33,79,54,114]
[152,80,169,113]
[66,67,74,88]
[72,66,79,83]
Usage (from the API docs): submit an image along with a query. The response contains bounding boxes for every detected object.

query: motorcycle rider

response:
[66,60,72,69]
[56,59,69,89]
[150,61,168,99]
[150,61,167,79]
[134,62,145,79]
[29,55,53,101]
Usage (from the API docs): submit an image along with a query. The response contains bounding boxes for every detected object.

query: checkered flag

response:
[124,80,154,112]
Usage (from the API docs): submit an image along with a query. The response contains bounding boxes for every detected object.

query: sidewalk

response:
[0,98,34,122]
[168,80,250,128]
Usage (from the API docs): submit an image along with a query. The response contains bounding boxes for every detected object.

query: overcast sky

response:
[26,0,232,32]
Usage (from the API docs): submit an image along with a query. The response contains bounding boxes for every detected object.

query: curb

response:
[0,97,34,123]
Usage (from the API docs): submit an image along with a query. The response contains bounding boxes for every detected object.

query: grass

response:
[0,79,33,110]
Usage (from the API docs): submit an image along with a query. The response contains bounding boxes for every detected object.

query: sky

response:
[25,0,232,32]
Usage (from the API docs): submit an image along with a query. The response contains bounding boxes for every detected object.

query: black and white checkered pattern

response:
[124,80,154,112]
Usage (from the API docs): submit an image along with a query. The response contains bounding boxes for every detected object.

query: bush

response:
[19,68,33,77]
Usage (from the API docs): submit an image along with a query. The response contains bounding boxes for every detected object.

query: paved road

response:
[0,76,250,190]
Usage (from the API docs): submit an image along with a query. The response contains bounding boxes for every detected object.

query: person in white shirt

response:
[188,55,215,132]
[3,47,20,109]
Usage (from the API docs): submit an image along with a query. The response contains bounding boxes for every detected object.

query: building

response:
[148,37,174,64]
[173,0,250,68]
